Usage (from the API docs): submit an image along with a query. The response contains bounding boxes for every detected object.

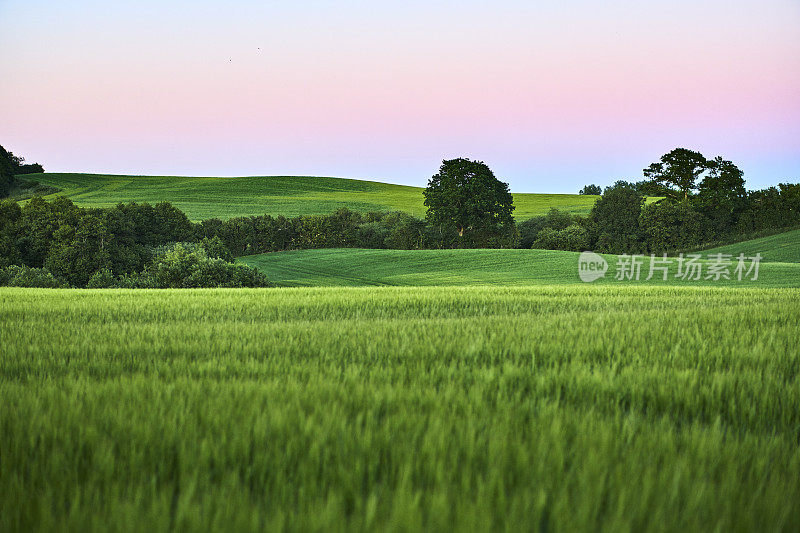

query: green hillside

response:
[701,228,800,263]
[29,173,598,221]
[239,247,800,288]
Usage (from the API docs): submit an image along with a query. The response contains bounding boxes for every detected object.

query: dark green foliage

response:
[517,216,547,249]
[19,196,83,267]
[143,244,272,288]
[518,208,584,250]
[695,157,748,236]
[532,224,589,251]
[0,198,206,287]
[0,265,64,287]
[643,148,709,200]
[44,215,112,287]
[86,268,116,289]
[423,158,515,246]
[296,208,362,249]
[356,221,389,249]
[384,212,426,249]
[0,200,23,267]
[0,146,18,197]
[737,183,800,233]
[639,200,706,253]
[579,184,601,195]
[200,235,234,261]
[588,183,645,253]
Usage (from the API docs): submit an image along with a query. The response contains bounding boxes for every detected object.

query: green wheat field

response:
[2,285,799,531]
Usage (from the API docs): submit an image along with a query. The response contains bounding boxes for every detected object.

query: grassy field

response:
[29,173,599,220]
[2,285,799,531]
[239,247,800,288]
[701,228,800,263]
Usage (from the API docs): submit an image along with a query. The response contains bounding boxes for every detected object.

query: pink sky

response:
[1,0,798,191]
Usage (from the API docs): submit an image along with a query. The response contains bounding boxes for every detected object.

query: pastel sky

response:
[1,0,798,192]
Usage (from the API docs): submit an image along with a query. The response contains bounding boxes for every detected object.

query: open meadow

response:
[2,285,799,531]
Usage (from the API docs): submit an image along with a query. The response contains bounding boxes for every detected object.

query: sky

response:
[1,0,798,192]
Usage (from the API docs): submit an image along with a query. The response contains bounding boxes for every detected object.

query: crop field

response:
[701,228,800,263]
[1,285,799,531]
[239,247,800,287]
[29,173,599,220]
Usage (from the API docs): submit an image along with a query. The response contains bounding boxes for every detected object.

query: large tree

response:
[423,158,515,245]
[643,148,709,200]
[695,157,747,235]
[588,181,644,253]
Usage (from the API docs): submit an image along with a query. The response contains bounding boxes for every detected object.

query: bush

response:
[517,216,547,249]
[144,243,272,288]
[516,209,576,249]
[382,212,426,249]
[0,265,64,288]
[356,222,389,249]
[532,224,589,251]
[86,268,116,288]
[200,236,234,261]
[639,200,706,253]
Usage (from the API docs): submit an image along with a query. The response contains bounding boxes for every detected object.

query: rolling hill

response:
[28,173,599,221]
[238,246,800,288]
[701,228,800,263]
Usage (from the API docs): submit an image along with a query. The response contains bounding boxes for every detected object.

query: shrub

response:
[0,265,64,288]
[86,268,116,288]
[200,236,234,261]
[639,200,706,253]
[532,224,589,251]
[517,209,576,249]
[356,222,389,249]
[144,243,272,288]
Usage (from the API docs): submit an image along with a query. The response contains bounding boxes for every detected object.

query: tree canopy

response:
[423,158,515,246]
[643,148,708,200]
[579,184,602,195]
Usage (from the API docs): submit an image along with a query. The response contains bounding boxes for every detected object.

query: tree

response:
[45,215,112,286]
[579,184,602,195]
[588,182,644,253]
[423,158,515,246]
[0,200,23,267]
[695,157,747,235]
[643,148,709,200]
[639,200,706,253]
[0,145,16,197]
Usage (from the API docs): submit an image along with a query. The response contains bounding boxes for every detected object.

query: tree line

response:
[0,195,517,288]
[521,148,799,254]
[0,150,797,287]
